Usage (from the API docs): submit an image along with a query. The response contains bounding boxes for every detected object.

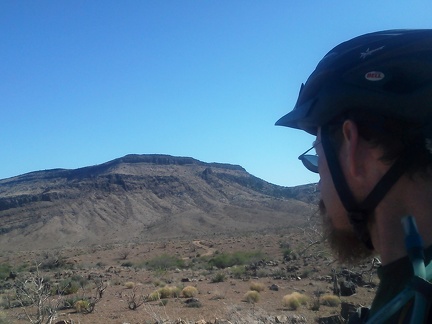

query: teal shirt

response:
[368,245,432,322]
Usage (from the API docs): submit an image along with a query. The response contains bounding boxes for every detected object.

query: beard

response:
[319,199,374,265]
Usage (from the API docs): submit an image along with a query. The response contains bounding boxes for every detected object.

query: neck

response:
[369,174,432,265]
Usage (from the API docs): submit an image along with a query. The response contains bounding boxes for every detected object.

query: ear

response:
[341,120,364,179]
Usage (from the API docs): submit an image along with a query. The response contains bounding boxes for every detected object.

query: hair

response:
[326,110,432,178]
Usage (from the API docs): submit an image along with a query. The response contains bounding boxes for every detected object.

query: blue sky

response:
[1,1,431,186]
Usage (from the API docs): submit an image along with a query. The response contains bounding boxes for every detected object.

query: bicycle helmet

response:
[276,29,432,137]
[276,30,432,249]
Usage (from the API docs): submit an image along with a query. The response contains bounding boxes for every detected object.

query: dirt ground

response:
[0,231,377,323]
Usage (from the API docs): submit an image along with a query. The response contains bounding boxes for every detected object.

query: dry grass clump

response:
[147,290,162,301]
[124,281,135,289]
[74,300,90,313]
[320,294,341,307]
[209,290,225,300]
[147,285,181,301]
[249,281,265,292]
[282,292,309,310]
[243,290,260,303]
[181,286,198,298]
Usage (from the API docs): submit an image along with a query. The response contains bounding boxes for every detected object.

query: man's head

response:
[276,29,432,263]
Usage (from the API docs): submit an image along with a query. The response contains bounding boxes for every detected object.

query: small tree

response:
[14,263,60,324]
[124,286,145,310]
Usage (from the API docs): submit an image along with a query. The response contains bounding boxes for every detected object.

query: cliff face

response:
[0,154,318,250]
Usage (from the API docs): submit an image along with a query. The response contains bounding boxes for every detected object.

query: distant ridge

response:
[0,154,318,251]
[0,154,245,184]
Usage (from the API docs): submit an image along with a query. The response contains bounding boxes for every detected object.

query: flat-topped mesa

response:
[0,154,245,185]
[114,154,245,171]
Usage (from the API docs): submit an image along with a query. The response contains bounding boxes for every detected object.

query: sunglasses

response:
[298,141,320,173]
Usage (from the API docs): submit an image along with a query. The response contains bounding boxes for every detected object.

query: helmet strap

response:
[321,124,414,250]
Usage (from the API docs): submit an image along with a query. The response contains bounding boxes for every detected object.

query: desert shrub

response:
[157,286,172,299]
[55,279,80,295]
[0,295,10,310]
[185,299,202,308]
[282,248,293,259]
[152,280,166,287]
[71,274,88,288]
[282,292,309,310]
[40,251,67,270]
[124,281,135,289]
[74,299,91,313]
[95,261,106,268]
[243,290,260,304]
[284,296,300,310]
[249,282,265,292]
[230,265,246,279]
[256,268,270,278]
[147,290,161,301]
[182,286,198,298]
[0,264,12,281]
[320,294,341,307]
[60,296,82,310]
[279,240,291,249]
[310,298,320,311]
[169,286,181,298]
[301,269,312,278]
[121,261,133,267]
[208,251,265,269]
[148,285,180,301]
[209,290,225,300]
[159,299,168,306]
[145,254,185,271]
[272,268,287,278]
[0,311,9,324]
[211,272,226,283]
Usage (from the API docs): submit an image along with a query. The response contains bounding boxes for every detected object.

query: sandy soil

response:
[1,232,377,323]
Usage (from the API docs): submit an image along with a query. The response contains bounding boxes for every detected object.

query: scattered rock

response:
[275,315,287,323]
[184,298,202,308]
[341,302,357,320]
[339,280,357,296]
[269,284,279,291]
[195,320,207,324]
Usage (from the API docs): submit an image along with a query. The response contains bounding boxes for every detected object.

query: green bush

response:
[208,251,265,269]
[211,272,226,283]
[230,265,246,279]
[282,248,293,259]
[145,254,185,271]
[55,279,80,295]
[0,264,12,280]
[0,311,10,324]
[40,252,67,270]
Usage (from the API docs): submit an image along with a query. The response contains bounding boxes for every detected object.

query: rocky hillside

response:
[0,154,318,251]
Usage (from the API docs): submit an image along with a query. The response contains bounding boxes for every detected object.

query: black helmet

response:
[276,29,432,137]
